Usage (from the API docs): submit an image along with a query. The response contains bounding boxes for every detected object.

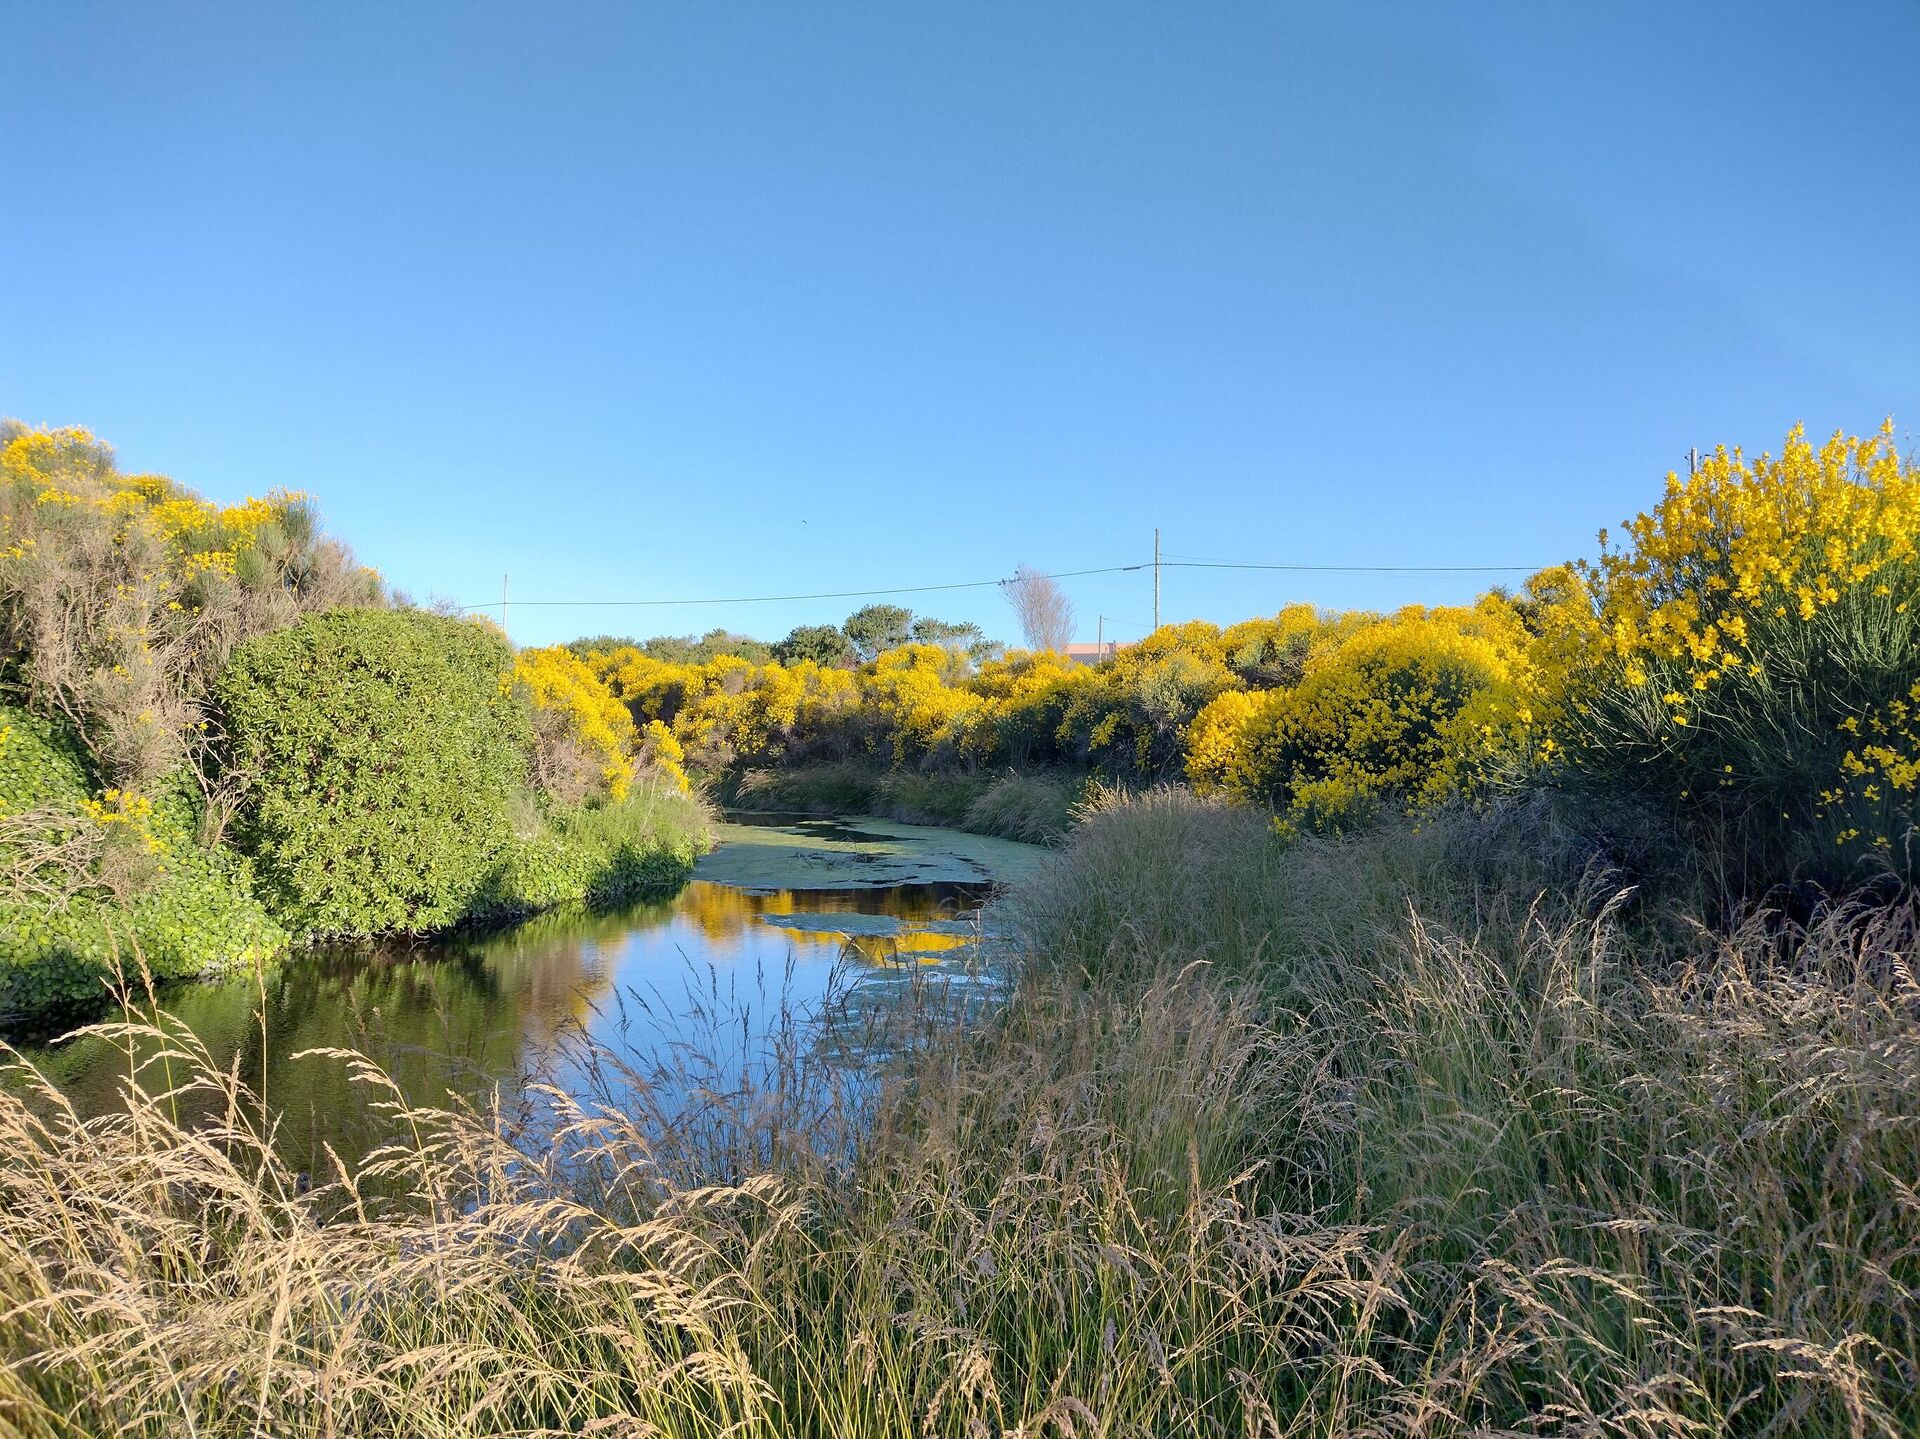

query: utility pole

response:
[1688,447,1700,478]
[1097,614,1104,657]
[502,573,510,643]
[1152,528,1161,633]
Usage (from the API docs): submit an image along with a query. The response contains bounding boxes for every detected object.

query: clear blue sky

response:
[4,2,1915,649]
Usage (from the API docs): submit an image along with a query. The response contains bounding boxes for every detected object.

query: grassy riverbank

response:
[4,787,1913,1435]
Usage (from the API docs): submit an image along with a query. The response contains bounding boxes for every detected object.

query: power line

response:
[457,563,1147,611]
[1163,558,1543,575]
[458,554,1546,613]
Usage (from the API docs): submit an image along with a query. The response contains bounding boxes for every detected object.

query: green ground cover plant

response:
[0,704,282,1015]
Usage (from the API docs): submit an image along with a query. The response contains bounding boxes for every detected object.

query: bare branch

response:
[1000,565,1075,654]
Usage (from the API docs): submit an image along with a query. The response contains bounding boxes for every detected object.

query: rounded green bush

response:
[217,609,532,938]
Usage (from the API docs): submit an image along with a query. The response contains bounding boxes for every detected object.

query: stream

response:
[9,814,1041,1167]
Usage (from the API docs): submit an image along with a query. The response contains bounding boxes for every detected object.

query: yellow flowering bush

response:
[1050,622,1241,774]
[859,644,981,763]
[1185,688,1264,796]
[1191,601,1530,830]
[581,647,864,773]
[514,645,639,802]
[1543,423,1920,885]
[639,720,691,794]
[963,650,1093,766]
[1219,603,1374,688]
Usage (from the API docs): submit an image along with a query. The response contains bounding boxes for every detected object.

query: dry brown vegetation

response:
[0,421,381,806]
[1,788,1914,1435]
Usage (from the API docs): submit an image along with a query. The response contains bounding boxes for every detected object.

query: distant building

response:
[1060,641,1130,666]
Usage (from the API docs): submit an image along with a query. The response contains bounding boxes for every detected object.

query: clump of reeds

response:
[729,762,1080,843]
[3,787,1916,1435]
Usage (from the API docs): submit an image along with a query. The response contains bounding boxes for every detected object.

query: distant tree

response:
[842,604,913,661]
[909,617,981,649]
[775,623,855,667]
[1000,565,1075,653]
[909,617,1005,673]
[683,628,775,664]
[568,635,640,656]
[572,630,773,665]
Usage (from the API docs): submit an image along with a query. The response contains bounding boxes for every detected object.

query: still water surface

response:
[14,814,1038,1166]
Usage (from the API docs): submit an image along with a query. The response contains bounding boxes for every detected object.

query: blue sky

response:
[4,2,1916,649]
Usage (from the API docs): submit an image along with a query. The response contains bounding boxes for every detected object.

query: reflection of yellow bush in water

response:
[676,880,793,941]
[843,929,975,967]
[672,880,978,965]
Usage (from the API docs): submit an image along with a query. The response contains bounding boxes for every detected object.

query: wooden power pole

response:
[1152,529,1161,632]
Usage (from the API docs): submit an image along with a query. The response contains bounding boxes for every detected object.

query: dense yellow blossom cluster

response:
[1577,422,1915,704]
[511,645,712,801]
[1189,599,1533,828]
[1535,423,1920,875]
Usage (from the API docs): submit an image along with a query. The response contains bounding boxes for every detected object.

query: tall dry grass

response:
[2,788,1916,1435]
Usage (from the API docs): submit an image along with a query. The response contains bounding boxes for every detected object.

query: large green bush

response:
[0,705,283,1016]
[217,609,531,938]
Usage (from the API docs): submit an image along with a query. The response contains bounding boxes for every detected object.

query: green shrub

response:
[471,783,712,921]
[0,705,283,1016]
[217,609,530,938]
[960,771,1076,842]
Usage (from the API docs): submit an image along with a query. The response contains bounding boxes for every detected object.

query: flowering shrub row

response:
[572,423,1920,888]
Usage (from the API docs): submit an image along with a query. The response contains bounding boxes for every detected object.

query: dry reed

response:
[1,789,1915,1435]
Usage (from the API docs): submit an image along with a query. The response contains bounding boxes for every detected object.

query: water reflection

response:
[13,875,992,1170]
